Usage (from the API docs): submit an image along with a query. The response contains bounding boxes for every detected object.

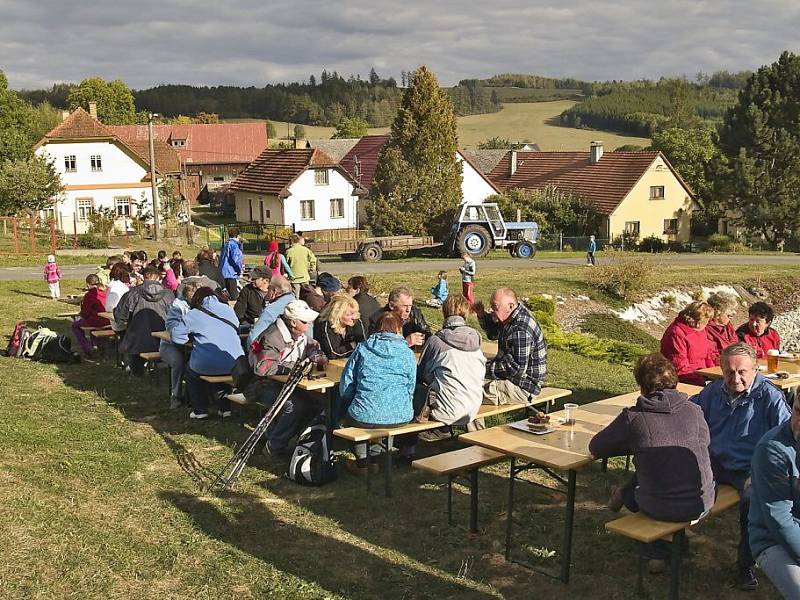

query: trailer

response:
[303,231,438,262]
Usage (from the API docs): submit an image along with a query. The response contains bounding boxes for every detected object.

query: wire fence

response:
[0,216,58,256]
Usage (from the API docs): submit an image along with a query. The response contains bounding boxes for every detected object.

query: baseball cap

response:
[284,299,319,323]
[249,266,271,280]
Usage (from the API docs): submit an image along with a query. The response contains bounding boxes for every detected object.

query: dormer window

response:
[171,139,186,148]
[314,169,329,186]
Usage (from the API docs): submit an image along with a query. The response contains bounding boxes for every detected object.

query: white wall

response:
[284,168,359,230]
[457,152,497,204]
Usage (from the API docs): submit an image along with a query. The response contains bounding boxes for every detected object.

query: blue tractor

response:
[448,202,539,259]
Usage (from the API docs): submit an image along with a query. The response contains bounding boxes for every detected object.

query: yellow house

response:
[487,142,697,241]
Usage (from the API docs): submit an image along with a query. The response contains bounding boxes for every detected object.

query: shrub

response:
[579,312,659,350]
[76,234,109,249]
[526,294,556,317]
[584,253,655,302]
[708,233,732,252]
[638,235,665,253]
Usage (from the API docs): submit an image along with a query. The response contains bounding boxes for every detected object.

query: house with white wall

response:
[34,107,181,235]
[228,148,365,231]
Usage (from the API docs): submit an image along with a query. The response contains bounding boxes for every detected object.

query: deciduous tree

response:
[68,77,137,124]
[332,116,368,139]
[0,154,64,216]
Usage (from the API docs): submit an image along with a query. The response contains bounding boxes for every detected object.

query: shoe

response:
[737,566,758,591]
[418,427,452,442]
[169,396,183,410]
[262,442,290,459]
[218,410,232,418]
[414,405,431,423]
[607,486,625,512]
[189,412,209,419]
[648,559,666,574]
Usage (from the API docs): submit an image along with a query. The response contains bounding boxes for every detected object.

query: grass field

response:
[0,263,789,598]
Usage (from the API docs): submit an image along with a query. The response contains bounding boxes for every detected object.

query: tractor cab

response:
[449,202,538,259]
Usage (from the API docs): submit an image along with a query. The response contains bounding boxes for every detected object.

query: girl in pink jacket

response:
[43,254,62,299]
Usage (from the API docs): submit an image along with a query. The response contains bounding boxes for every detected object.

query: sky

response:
[2,0,799,90]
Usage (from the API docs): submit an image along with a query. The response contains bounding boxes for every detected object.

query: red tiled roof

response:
[228,148,340,196]
[110,123,267,164]
[339,134,390,190]
[124,139,182,174]
[487,151,685,215]
[37,107,115,141]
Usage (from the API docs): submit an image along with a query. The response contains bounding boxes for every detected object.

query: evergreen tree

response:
[367,66,462,238]
[68,77,137,124]
[369,68,380,86]
[718,51,800,244]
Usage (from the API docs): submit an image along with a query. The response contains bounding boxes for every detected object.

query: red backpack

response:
[6,321,27,357]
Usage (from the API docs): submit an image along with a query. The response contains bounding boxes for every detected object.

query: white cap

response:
[284,299,318,323]
[47,254,56,263]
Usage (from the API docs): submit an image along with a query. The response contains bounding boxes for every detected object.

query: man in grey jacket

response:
[415,295,486,440]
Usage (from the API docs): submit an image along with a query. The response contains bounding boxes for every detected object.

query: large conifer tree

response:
[367,67,462,238]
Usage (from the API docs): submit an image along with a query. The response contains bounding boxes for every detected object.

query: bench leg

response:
[447,475,454,526]
[625,454,631,473]
[469,468,479,533]
[560,469,577,583]
[505,457,516,561]
[669,530,684,600]
[384,434,393,498]
[636,549,646,595]
[601,458,608,472]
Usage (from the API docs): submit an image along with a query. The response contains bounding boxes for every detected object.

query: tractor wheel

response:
[514,241,536,259]
[456,225,491,258]
[360,243,383,262]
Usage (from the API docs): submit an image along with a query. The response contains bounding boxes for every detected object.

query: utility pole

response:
[148,112,161,241]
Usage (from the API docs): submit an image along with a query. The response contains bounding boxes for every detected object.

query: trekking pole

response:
[209,358,314,490]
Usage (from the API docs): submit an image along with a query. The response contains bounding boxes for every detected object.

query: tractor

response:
[448,202,539,258]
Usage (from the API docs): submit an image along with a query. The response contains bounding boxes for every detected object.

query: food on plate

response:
[528,411,550,425]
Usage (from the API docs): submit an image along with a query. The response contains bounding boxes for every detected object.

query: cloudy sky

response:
[1,0,799,90]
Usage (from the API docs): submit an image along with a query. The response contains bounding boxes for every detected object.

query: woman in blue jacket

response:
[170,287,244,419]
[219,226,244,300]
[339,311,417,473]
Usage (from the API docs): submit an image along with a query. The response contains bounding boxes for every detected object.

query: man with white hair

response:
[368,285,431,347]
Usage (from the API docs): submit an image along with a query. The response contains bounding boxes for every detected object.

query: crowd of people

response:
[56,232,800,597]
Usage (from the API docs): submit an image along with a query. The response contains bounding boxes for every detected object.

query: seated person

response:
[300,272,342,312]
[105,262,132,313]
[368,285,432,347]
[170,287,244,419]
[415,295,486,428]
[340,312,417,473]
[313,294,366,360]
[162,281,200,409]
[474,287,546,406]
[246,275,295,346]
[177,260,220,293]
[113,265,174,375]
[159,259,178,292]
[234,266,271,327]
[347,276,381,332]
[71,274,110,355]
[706,291,739,364]
[692,342,791,590]
[169,251,184,280]
[749,395,800,598]
[737,301,781,359]
[96,254,122,286]
[660,300,716,386]
[427,271,448,306]
[590,353,715,563]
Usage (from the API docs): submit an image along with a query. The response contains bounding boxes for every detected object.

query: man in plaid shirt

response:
[476,287,547,405]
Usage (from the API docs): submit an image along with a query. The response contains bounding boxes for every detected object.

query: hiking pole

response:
[209,358,314,490]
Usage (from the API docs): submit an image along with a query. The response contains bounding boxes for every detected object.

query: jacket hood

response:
[438,316,481,352]
[636,388,688,414]
[365,331,407,359]
[140,280,170,302]
[200,295,227,314]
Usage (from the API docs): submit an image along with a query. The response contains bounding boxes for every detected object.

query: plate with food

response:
[509,413,557,435]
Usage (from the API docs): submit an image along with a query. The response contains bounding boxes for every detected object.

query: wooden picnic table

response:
[459,382,702,583]
[58,297,81,306]
[697,358,800,390]
[98,312,113,320]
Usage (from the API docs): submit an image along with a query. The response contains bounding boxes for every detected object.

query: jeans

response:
[224,278,239,300]
[587,251,596,265]
[185,368,231,415]
[462,281,475,304]
[253,380,320,452]
[71,317,94,354]
[159,342,187,399]
[346,416,415,460]
[712,458,754,568]
[757,544,800,599]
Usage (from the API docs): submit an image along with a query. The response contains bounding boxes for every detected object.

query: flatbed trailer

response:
[305,234,438,262]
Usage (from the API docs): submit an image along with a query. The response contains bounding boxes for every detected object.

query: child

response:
[159,260,179,292]
[428,271,448,306]
[43,254,62,299]
[586,235,597,266]
[72,274,110,354]
[169,250,185,280]
[459,252,476,305]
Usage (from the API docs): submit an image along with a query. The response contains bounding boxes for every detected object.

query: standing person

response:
[263,239,294,279]
[347,276,380,331]
[706,291,739,364]
[659,301,716,386]
[429,271,448,306]
[749,396,800,599]
[234,266,271,327]
[691,342,791,590]
[219,227,244,300]
[285,234,317,297]
[459,252,476,305]
[737,301,781,359]
[586,235,597,266]
[71,274,110,355]
[43,254,61,299]
[368,286,432,347]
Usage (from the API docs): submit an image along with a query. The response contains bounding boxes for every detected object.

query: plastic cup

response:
[563,403,578,425]
[767,349,780,374]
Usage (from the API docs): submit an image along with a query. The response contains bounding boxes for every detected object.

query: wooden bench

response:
[413,446,505,532]
[139,351,161,381]
[225,392,266,417]
[334,387,572,496]
[605,484,740,599]
[90,329,121,365]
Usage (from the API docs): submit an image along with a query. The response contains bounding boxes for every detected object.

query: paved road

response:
[1,253,799,281]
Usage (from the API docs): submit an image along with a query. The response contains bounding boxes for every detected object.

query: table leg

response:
[326,389,335,429]
[669,530,684,600]
[447,474,454,526]
[469,468,479,533]
[560,469,577,583]
[384,434,393,498]
[505,457,516,561]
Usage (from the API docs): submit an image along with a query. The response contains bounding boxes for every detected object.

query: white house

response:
[228,148,365,231]
[33,107,181,235]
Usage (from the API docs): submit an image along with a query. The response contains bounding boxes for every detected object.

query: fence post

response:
[621,235,625,252]
[12,218,19,254]
[29,213,36,254]
[50,220,57,255]
[559,232,563,252]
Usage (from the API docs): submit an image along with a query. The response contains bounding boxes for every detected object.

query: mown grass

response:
[579,312,660,350]
[0,273,784,599]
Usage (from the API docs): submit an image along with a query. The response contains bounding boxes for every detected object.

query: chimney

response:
[294,138,306,150]
[589,141,603,164]
[88,101,97,119]
[61,110,69,121]
[510,150,518,176]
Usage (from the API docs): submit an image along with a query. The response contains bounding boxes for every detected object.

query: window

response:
[76,198,94,221]
[64,155,76,172]
[213,176,225,182]
[330,198,344,219]
[650,185,665,199]
[314,169,329,186]
[624,221,640,237]
[300,200,315,220]
[40,207,55,221]
[90,155,102,172]
[663,218,678,234]
[115,196,131,217]
[171,139,186,148]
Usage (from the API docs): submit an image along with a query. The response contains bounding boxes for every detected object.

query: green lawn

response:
[0,269,786,599]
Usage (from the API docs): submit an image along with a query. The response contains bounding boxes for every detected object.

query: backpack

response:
[39,335,79,364]
[6,321,27,357]
[19,327,59,360]
[286,413,337,486]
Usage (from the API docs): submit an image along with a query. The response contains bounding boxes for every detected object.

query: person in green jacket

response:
[285,233,318,296]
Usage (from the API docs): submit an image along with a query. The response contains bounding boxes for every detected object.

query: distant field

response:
[488,87,584,102]
[232,101,651,151]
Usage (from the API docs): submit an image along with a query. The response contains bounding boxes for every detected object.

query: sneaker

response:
[418,427,452,442]
[218,410,232,418]
[169,396,183,410]
[189,412,209,419]
[607,486,625,512]
[737,566,758,591]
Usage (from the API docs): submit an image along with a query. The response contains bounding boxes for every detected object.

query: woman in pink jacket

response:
[659,301,716,386]
[705,291,739,364]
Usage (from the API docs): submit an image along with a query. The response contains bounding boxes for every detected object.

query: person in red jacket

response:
[660,301,716,386]
[706,291,739,364]
[71,274,110,354]
[736,301,780,358]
